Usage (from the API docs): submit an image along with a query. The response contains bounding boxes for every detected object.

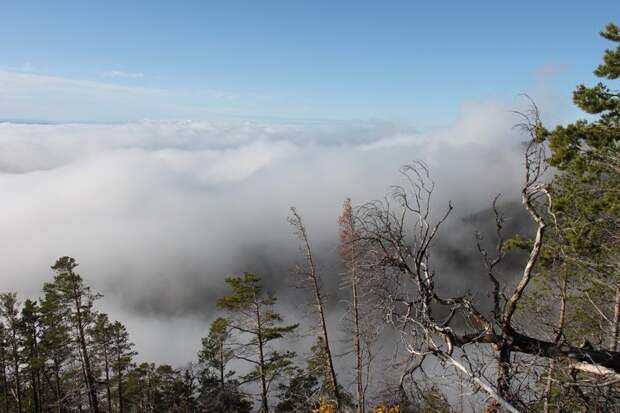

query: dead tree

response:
[338,198,366,413]
[289,207,342,409]
[352,111,620,412]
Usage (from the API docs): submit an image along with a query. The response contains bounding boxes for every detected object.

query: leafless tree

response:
[338,198,383,413]
[351,106,620,412]
[289,207,342,409]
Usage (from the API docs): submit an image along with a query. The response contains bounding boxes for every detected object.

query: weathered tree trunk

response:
[290,208,341,408]
[352,270,364,413]
[497,345,512,402]
[340,200,365,413]
[443,354,521,413]
[455,329,620,377]
[313,280,341,407]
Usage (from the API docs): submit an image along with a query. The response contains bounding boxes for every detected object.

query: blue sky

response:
[1,1,618,126]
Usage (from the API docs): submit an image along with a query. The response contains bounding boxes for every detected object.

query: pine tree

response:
[109,320,136,413]
[49,257,101,413]
[0,293,23,413]
[533,22,620,410]
[275,367,320,413]
[40,278,73,412]
[198,317,233,387]
[197,317,252,412]
[217,273,298,413]
[91,313,114,413]
[20,299,42,413]
[0,323,11,413]
[307,337,352,408]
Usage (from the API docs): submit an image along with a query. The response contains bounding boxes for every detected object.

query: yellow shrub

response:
[373,404,400,413]
[312,399,337,413]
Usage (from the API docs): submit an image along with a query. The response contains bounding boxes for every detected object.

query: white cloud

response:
[102,70,145,79]
[0,96,541,365]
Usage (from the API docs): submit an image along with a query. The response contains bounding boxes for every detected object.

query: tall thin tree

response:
[288,207,341,409]
[50,257,101,413]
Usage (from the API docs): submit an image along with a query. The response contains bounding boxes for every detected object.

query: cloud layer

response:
[0,98,533,365]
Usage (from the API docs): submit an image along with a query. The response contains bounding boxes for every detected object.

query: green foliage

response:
[275,367,320,412]
[540,21,620,307]
[196,316,254,412]
[306,337,353,408]
[198,375,253,412]
[217,273,298,411]
[519,22,620,410]
[198,317,233,381]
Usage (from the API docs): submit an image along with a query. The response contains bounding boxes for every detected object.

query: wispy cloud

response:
[0,71,292,122]
[102,69,144,78]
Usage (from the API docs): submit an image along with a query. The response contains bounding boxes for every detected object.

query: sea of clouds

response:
[0,98,544,365]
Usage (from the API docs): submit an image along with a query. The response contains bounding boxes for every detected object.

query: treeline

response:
[0,255,390,413]
[0,256,210,412]
[0,203,398,413]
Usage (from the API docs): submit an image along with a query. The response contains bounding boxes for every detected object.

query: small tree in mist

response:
[217,273,298,413]
[199,317,233,388]
[275,367,320,412]
[109,320,136,413]
[197,317,252,412]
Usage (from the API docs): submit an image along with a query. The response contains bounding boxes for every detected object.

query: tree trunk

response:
[53,356,63,413]
[31,366,40,413]
[117,363,124,413]
[103,343,112,413]
[352,272,364,413]
[11,327,22,413]
[442,354,521,413]
[1,350,8,413]
[339,199,364,413]
[291,209,341,408]
[497,345,512,402]
[610,286,620,352]
[314,283,341,407]
[219,340,225,387]
[455,329,620,376]
[543,275,567,413]
[30,333,41,413]
[72,287,100,413]
[255,300,269,413]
